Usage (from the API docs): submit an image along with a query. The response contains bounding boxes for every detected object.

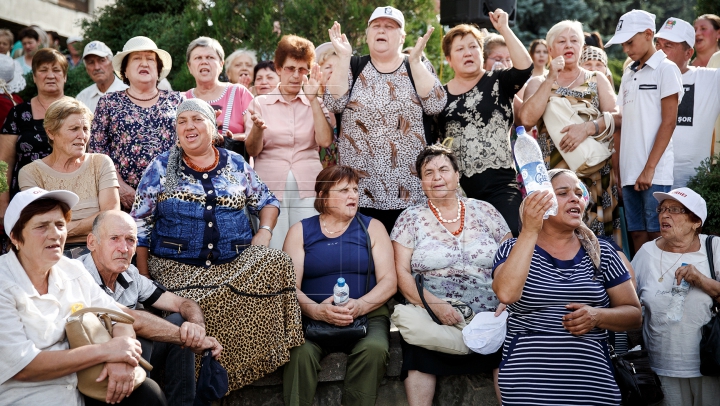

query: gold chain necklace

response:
[322,215,352,235]
[658,249,685,282]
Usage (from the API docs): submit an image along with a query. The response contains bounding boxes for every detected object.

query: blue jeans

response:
[622,185,671,232]
[140,313,196,406]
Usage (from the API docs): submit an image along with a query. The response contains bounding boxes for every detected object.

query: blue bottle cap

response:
[681,263,688,266]
[516,126,526,135]
[337,277,346,287]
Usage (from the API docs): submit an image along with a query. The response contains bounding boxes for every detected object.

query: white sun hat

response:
[4,188,79,236]
[653,187,707,225]
[606,10,656,47]
[112,36,172,81]
[0,54,26,94]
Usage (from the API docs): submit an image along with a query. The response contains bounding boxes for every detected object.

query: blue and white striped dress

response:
[492,238,630,405]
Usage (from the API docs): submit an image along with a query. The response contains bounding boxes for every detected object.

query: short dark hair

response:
[584,31,604,49]
[18,27,39,42]
[415,144,459,179]
[314,165,360,214]
[254,60,276,78]
[119,51,164,85]
[529,39,548,56]
[32,48,68,77]
[10,199,72,251]
[274,35,315,70]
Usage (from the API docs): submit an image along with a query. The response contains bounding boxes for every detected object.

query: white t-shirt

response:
[0,251,122,405]
[673,67,720,188]
[75,76,128,112]
[617,50,684,187]
[632,235,720,378]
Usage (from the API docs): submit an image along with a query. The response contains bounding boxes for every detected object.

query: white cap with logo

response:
[4,188,79,236]
[653,187,707,225]
[368,6,405,30]
[83,40,113,59]
[606,9,656,47]
[655,17,695,48]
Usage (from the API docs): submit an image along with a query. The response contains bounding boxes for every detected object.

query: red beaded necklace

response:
[429,198,465,236]
[183,146,219,172]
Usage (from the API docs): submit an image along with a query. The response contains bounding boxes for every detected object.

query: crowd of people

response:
[0,5,719,406]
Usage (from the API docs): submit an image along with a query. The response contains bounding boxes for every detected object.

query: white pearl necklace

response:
[428,198,462,223]
[322,216,353,234]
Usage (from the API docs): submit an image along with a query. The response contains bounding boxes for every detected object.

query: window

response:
[58,0,89,13]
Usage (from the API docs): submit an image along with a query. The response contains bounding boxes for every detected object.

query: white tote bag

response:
[391,303,472,355]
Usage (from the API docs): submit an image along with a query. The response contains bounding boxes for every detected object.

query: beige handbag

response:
[65,307,152,401]
[542,94,614,177]
[391,274,474,355]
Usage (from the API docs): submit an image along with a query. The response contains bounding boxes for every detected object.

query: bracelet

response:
[593,120,600,136]
[259,225,273,236]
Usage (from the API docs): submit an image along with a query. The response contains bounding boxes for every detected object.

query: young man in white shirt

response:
[655,18,720,189]
[607,10,684,253]
[75,41,128,112]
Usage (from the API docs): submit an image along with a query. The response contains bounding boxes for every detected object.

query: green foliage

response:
[696,0,720,16]
[18,65,94,101]
[0,161,7,194]
[687,154,720,235]
[607,58,625,89]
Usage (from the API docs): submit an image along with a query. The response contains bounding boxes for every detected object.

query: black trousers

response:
[83,378,167,406]
[460,168,522,237]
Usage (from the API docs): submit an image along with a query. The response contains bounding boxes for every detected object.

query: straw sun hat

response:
[112,36,172,81]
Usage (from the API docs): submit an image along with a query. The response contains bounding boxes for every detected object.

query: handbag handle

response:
[706,235,719,312]
[415,273,442,325]
[356,215,373,295]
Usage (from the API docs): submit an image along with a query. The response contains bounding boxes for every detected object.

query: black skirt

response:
[399,336,502,379]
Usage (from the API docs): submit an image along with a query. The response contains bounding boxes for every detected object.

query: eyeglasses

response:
[282,66,309,76]
[656,206,687,214]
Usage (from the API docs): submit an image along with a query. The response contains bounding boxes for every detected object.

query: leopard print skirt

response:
[148,245,304,392]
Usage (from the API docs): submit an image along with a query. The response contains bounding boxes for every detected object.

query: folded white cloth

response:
[462,310,508,355]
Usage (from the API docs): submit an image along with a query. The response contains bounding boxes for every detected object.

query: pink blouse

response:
[185,84,253,135]
[250,88,326,200]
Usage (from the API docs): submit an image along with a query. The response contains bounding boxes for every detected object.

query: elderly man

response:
[79,210,222,406]
[75,40,128,111]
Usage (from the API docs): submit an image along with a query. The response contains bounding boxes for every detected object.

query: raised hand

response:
[248,107,267,131]
[408,26,435,65]
[489,9,510,32]
[303,65,323,101]
[328,21,352,58]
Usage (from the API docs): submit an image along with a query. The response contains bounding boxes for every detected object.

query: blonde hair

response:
[43,97,93,146]
[483,34,506,61]
[224,49,257,75]
[546,20,584,53]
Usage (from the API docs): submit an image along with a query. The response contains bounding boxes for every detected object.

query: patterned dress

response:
[537,72,620,242]
[493,238,630,405]
[324,60,447,210]
[0,102,51,195]
[90,90,184,189]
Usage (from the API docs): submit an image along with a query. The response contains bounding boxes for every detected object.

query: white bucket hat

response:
[0,54,26,94]
[4,188,79,236]
[462,311,508,355]
[653,187,707,225]
[112,36,172,81]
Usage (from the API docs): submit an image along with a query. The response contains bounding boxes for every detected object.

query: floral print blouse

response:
[90,90,184,189]
[324,59,447,210]
[0,102,51,195]
[391,197,511,313]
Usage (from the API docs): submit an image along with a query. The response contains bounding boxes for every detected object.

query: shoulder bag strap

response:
[415,273,442,324]
[706,235,719,310]
[356,215,373,294]
[69,306,135,324]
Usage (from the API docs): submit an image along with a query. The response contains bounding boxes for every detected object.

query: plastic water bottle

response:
[667,264,691,321]
[514,126,558,218]
[333,278,349,307]
[491,61,506,71]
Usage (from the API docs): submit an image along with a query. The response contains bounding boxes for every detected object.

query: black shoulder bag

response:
[700,235,720,375]
[302,216,372,352]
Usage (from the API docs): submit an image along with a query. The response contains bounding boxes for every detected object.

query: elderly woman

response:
[519,20,620,242]
[282,165,397,406]
[632,188,720,405]
[691,14,720,67]
[252,60,280,96]
[246,35,333,250]
[438,10,531,237]
[0,188,165,405]
[131,98,302,391]
[18,98,119,257]
[579,46,614,91]
[324,6,447,233]
[492,169,641,405]
[90,36,184,210]
[185,37,254,157]
[392,145,511,405]
[529,39,549,77]
[315,42,339,168]
[1,48,68,208]
[225,49,257,88]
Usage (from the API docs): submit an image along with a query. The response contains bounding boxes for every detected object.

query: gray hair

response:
[177,98,217,128]
[186,36,225,64]
[91,210,135,237]
[546,20,584,54]
[224,49,257,74]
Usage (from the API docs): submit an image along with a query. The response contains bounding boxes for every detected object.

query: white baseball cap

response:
[4,188,79,236]
[653,187,707,225]
[368,6,405,30]
[67,36,83,45]
[606,10,656,47]
[83,40,113,59]
[655,17,695,48]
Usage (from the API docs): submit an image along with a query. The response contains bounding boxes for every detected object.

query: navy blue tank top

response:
[301,213,376,302]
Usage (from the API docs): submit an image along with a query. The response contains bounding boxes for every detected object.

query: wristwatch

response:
[259,225,273,236]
